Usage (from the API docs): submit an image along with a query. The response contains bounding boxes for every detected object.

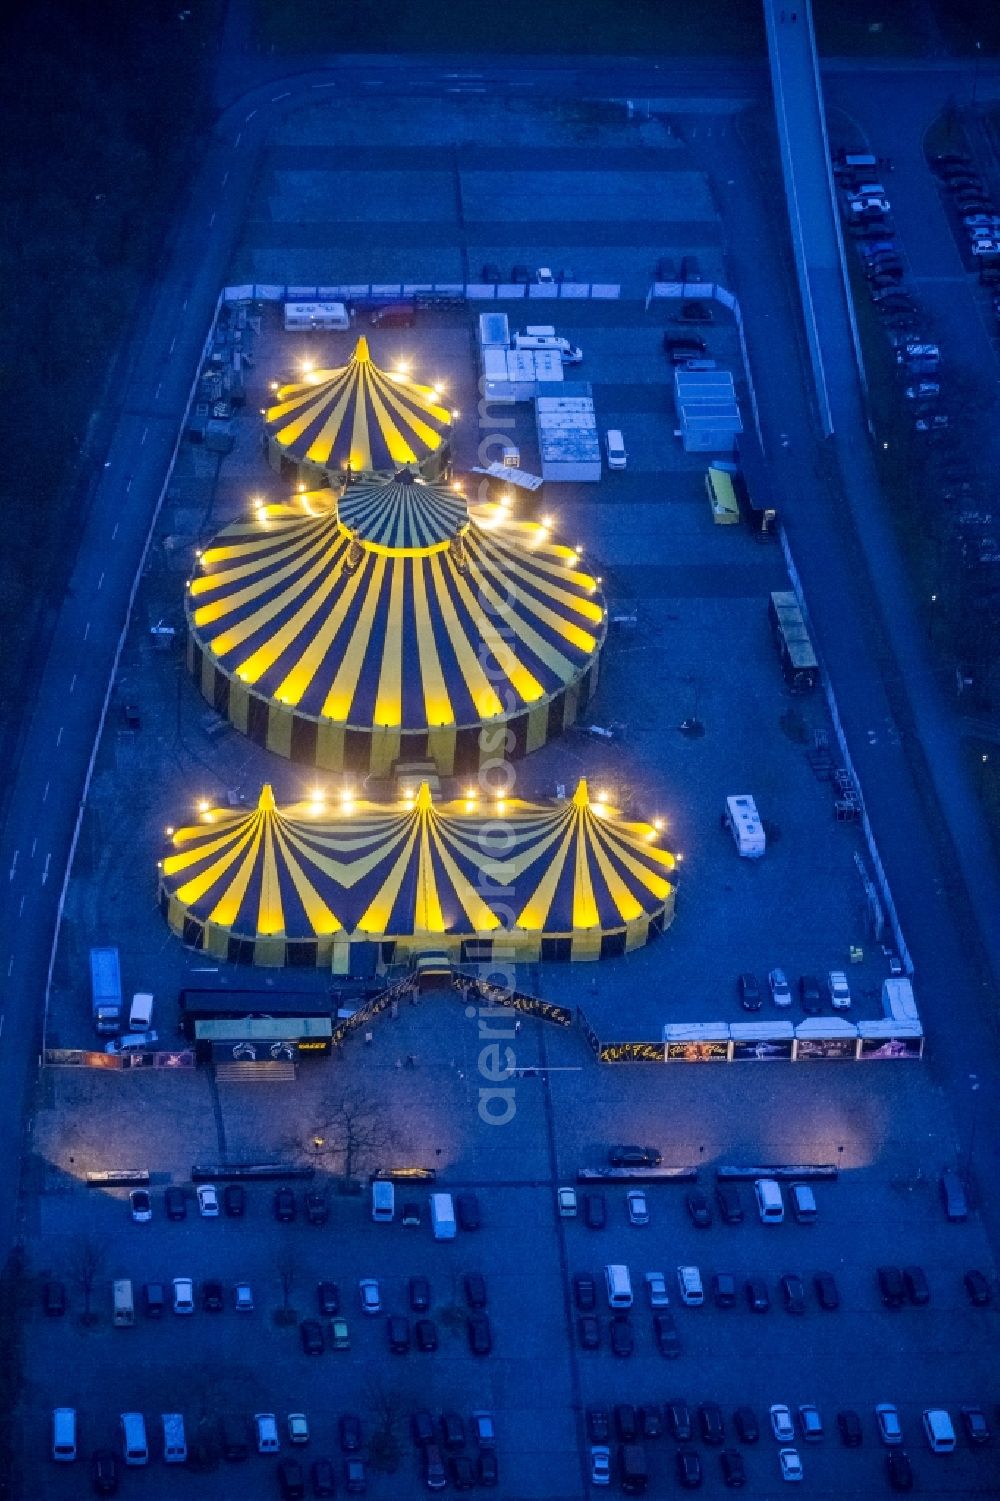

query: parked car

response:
[456,1192,480,1230]
[439,1412,465,1450]
[400,1201,421,1227]
[574,1272,597,1310]
[653,1310,681,1356]
[738,972,762,1010]
[940,1170,968,1221]
[587,1406,610,1443]
[770,1405,795,1442]
[813,1272,839,1310]
[279,1457,307,1496]
[960,1406,990,1445]
[329,1316,350,1350]
[645,1270,669,1307]
[196,1184,219,1218]
[716,1183,743,1224]
[779,1447,803,1482]
[666,1399,694,1443]
[734,1406,759,1443]
[745,1277,770,1313]
[798,1405,823,1442]
[878,1266,905,1307]
[339,1413,362,1453]
[255,1413,280,1454]
[90,1448,120,1495]
[407,1274,430,1312]
[676,1448,703,1489]
[273,1187,296,1223]
[317,1281,340,1316]
[608,1144,661,1167]
[172,1277,194,1315]
[699,1402,725,1445]
[223,1183,245,1217]
[780,1274,806,1316]
[287,1413,309,1446]
[234,1281,253,1312]
[300,1319,324,1355]
[903,1265,930,1305]
[768,968,792,1006]
[464,1273,487,1309]
[310,1458,337,1497]
[165,1186,187,1221]
[415,1317,438,1351]
[798,975,822,1013]
[640,1405,663,1440]
[557,1187,578,1217]
[480,263,501,283]
[686,1188,712,1229]
[305,1190,328,1226]
[721,1448,746,1488]
[837,1409,863,1447]
[614,1405,638,1442]
[876,1404,903,1446]
[677,1265,704,1306]
[963,1269,990,1305]
[477,1448,499,1487]
[626,1189,650,1226]
[584,1192,607,1229]
[609,1316,634,1357]
[411,1410,435,1447]
[590,1444,611,1487]
[713,1273,737,1309]
[358,1279,381,1315]
[467,1312,492,1355]
[886,1450,914,1491]
[129,1189,152,1223]
[202,1279,224,1312]
[386,1315,410,1353]
[342,1457,366,1494]
[577,1315,600,1350]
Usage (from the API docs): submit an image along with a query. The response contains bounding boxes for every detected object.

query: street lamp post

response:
[972,41,982,109]
[964,1073,981,1181]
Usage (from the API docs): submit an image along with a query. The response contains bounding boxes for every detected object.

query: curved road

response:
[2,48,1000,1265]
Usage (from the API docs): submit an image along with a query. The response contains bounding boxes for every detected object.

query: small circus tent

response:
[263,336,452,484]
[158,780,676,967]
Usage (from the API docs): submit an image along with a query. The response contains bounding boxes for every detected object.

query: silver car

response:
[768,969,792,1007]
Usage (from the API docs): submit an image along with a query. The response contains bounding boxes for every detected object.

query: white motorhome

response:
[513,327,583,364]
[724,795,765,858]
[283,301,350,332]
[430,1192,456,1241]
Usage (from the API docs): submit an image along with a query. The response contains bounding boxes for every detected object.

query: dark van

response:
[142,1282,165,1319]
[369,302,416,329]
[618,1443,649,1495]
[220,1416,249,1462]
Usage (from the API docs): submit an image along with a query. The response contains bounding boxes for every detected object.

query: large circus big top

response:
[186,474,607,776]
[159,780,677,966]
[263,336,452,482]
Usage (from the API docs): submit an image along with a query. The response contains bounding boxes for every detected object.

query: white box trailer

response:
[283,301,350,332]
[724,795,765,857]
[478,312,509,349]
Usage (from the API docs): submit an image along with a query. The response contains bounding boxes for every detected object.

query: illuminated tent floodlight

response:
[263,336,452,484]
[186,474,607,777]
[158,779,676,967]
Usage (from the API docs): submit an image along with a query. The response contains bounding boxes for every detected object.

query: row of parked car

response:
[565,1177,818,1230]
[585,1396,994,1492]
[930,151,1000,275]
[738,968,852,1012]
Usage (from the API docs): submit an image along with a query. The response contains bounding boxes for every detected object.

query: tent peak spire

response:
[572,778,590,809]
[413,782,434,812]
[353,335,371,363]
[257,784,277,813]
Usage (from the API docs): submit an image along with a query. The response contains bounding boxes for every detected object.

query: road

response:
[2,38,1000,1280]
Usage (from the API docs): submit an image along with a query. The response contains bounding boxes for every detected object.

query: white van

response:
[676,1265,704,1306]
[430,1192,456,1241]
[606,429,627,470]
[128,992,153,1031]
[604,1264,633,1309]
[513,330,583,363]
[162,1414,187,1464]
[755,1178,785,1223]
[112,1279,135,1327]
[52,1408,77,1462]
[725,795,765,858]
[922,1409,956,1453]
[372,1180,395,1223]
[120,1412,148,1466]
[104,1030,158,1055]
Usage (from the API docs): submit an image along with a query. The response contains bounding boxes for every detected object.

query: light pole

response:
[972,41,982,109]
[964,1073,981,1181]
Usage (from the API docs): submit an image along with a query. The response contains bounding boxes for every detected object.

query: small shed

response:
[675,367,742,454]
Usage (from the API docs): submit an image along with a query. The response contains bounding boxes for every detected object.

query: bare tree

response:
[275,1245,298,1322]
[364,1371,403,1472]
[67,1234,106,1324]
[309,1086,395,1184]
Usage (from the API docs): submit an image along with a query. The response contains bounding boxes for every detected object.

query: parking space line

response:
[69,675,76,694]
[125,477,132,493]
[221,171,228,186]
[5,959,11,979]
[18,896,24,916]
[141,426,148,445]
[234,131,242,147]
[42,783,49,803]
[271,92,291,102]
[97,573,104,591]
[84,621,91,638]
[56,727,63,747]
[209,211,216,228]
[8,852,17,881]
[41,855,50,886]
[246,108,257,121]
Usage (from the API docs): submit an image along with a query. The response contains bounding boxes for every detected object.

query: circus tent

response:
[186,473,607,776]
[158,780,676,967]
[263,336,452,483]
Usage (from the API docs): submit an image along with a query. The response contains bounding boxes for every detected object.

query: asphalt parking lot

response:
[19,86,994,1501]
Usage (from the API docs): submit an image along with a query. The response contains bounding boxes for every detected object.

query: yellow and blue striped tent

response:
[186,475,607,776]
[264,336,452,483]
[158,780,677,967]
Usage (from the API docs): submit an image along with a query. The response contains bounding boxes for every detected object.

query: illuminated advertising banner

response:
[796,1036,857,1061]
[731,1037,794,1062]
[859,1035,923,1060]
[666,1040,730,1063]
